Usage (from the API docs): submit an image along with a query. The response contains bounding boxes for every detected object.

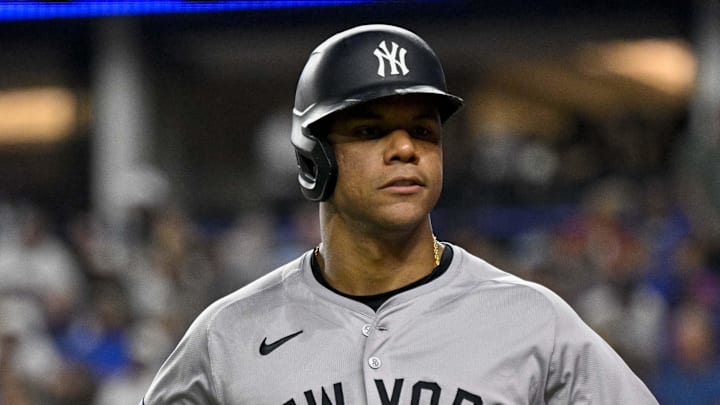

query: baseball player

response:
[142,24,659,404]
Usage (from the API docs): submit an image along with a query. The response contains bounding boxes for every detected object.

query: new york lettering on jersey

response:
[283,379,483,405]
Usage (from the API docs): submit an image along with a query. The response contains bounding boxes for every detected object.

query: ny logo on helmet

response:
[373,40,409,77]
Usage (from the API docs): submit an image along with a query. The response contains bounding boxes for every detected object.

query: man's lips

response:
[380,176,425,192]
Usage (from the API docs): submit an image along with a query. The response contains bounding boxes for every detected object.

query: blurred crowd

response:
[1,138,720,404]
[0,198,322,405]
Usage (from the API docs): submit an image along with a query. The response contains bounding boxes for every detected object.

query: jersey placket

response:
[360,313,395,404]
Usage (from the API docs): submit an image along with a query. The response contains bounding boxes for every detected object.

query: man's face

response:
[323,94,444,233]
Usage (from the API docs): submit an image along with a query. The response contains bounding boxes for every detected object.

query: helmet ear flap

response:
[294,133,336,202]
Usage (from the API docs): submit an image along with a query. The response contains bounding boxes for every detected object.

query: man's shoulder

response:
[190,253,309,333]
[452,244,602,345]
[451,244,571,312]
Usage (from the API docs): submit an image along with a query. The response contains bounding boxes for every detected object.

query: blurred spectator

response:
[560,179,667,378]
[661,235,720,310]
[66,212,132,281]
[652,303,720,405]
[0,204,84,325]
[637,177,691,256]
[524,224,596,304]
[0,295,64,404]
[1,334,31,405]
[54,280,132,380]
[574,239,667,379]
[523,178,641,304]
[146,206,217,326]
[215,209,278,289]
[45,363,96,405]
[93,319,172,405]
[215,203,319,289]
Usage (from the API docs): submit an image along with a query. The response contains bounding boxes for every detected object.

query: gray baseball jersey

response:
[142,243,658,404]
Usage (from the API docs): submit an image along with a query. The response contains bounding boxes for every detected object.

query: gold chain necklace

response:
[432,234,441,267]
[314,235,441,267]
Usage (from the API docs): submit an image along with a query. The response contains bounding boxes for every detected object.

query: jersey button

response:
[362,324,373,337]
[368,356,382,369]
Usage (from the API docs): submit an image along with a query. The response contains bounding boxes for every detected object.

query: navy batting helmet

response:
[291,24,463,201]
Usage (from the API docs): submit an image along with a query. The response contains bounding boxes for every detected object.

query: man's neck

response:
[316,218,440,296]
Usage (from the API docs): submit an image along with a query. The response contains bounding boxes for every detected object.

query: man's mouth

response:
[391,179,419,187]
[381,176,425,192]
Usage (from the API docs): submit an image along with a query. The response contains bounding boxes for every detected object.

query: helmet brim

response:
[294,85,464,135]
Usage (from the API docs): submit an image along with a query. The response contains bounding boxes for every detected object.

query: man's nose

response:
[384,128,418,164]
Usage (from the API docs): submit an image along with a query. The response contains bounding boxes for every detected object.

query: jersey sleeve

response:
[141,309,221,405]
[543,288,659,404]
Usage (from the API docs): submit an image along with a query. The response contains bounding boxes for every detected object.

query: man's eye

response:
[412,127,436,139]
[355,127,384,138]
[413,127,430,136]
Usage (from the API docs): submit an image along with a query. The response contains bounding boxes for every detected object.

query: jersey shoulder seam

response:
[206,256,304,325]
